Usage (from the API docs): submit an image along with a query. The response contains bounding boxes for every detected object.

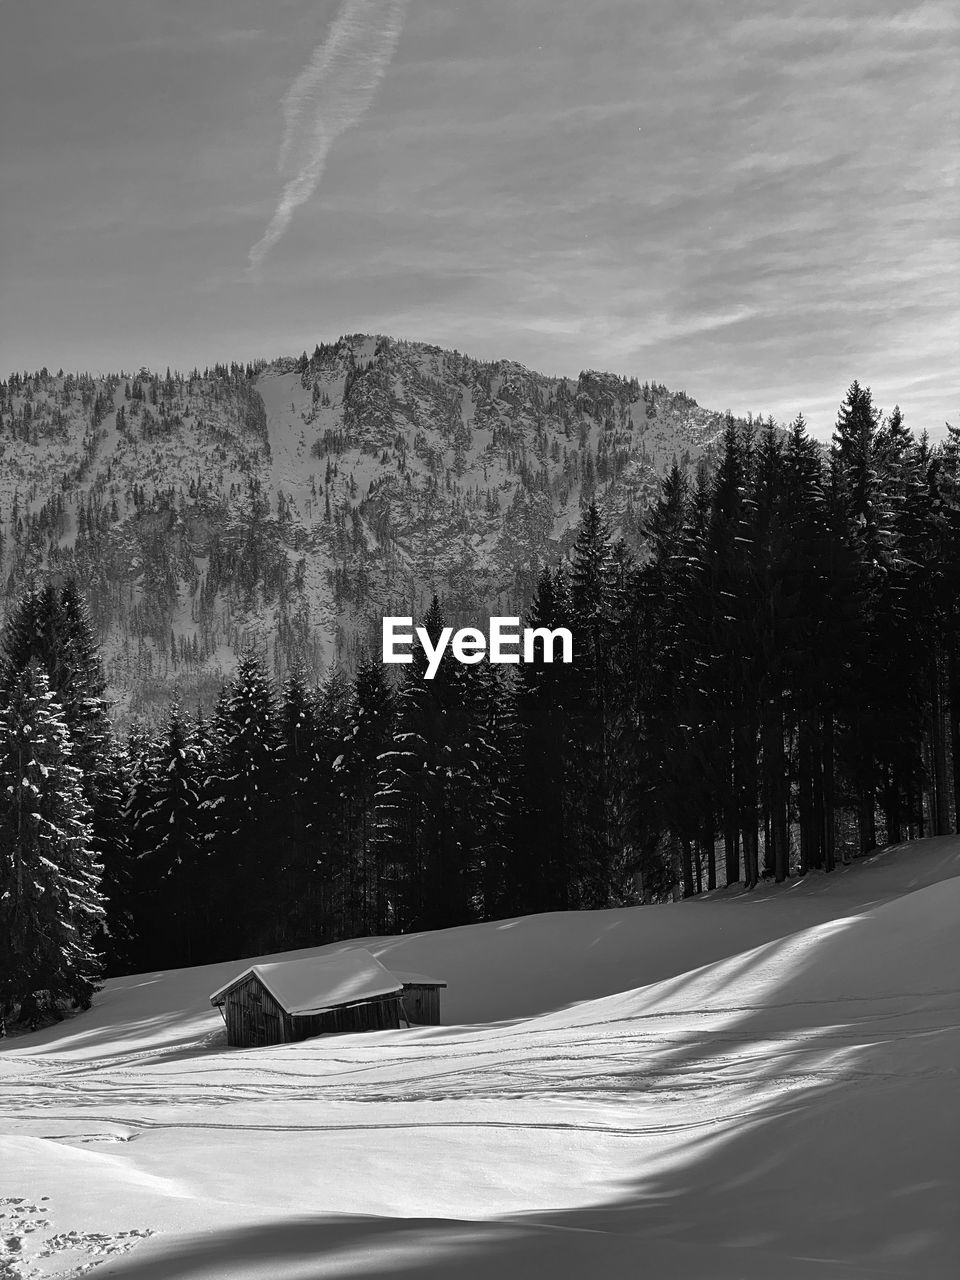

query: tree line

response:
[2,383,959,1023]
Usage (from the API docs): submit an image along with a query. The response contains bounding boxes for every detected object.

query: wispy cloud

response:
[248,0,408,273]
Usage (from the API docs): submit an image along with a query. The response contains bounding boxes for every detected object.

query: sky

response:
[1,0,957,436]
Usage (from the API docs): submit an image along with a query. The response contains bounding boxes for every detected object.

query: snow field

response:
[1,837,958,1278]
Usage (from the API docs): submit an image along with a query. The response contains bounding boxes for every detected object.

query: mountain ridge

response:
[0,333,744,720]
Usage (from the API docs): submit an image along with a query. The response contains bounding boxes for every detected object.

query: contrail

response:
[248,0,408,272]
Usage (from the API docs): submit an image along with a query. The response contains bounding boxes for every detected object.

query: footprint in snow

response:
[0,1199,152,1277]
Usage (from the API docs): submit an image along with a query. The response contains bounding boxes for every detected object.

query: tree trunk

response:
[798,714,815,873]
[857,793,876,860]
[723,737,740,887]
[930,643,950,836]
[949,641,960,834]
[742,824,759,890]
[703,815,716,892]
[881,764,901,847]
[822,711,836,871]
[738,718,760,890]
[680,835,694,899]
[917,775,925,839]
[723,822,739,885]
[764,694,789,882]
[811,720,826,871]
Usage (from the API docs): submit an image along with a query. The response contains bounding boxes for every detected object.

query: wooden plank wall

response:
[222,982,423,1046]
[223,973,288,1048]
[402,984,442,1025]
[288,993,404,1041]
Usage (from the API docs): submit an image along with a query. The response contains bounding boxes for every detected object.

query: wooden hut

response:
[392,971,447,1025]
[209,949,405,1048]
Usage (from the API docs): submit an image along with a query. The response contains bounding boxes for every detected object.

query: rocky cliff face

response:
[0,333,735,719]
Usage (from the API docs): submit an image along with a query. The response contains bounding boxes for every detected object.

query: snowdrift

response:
[1,837,958,1278]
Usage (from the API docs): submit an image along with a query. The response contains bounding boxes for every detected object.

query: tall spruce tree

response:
[751,421,791,881]
[134,703,204,966]
[201,655,280,958]
[311,670,351,937]
[705,420,758,886]
[515,566,576,911]
[463,657,519,919]
[273,671,322,948]
[625,463,700,898]
[376,597,481,930]
[0,581,112,797]
[569,503,619,904]
[340,659,396,934]
[831,382,900,854]
[0,663,104,1013]
[90,738,136,976]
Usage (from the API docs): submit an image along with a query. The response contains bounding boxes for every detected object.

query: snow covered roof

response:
[209,949,403,1016]
[391,970,447,988]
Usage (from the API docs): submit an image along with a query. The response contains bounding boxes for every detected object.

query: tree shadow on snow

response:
[98,897,958,1280]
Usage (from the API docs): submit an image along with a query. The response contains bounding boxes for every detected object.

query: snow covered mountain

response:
[0,335,736,719]
[1,835,957,1278]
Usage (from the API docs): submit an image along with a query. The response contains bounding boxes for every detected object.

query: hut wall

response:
[223,973,288,1048]
[289,993,403,1041]
[219,983,416,1047]
[401,983,443,1025]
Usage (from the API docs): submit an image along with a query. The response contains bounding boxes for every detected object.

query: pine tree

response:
[311,670,351,937]
[832,383,910,854]
[679,468,721,891]
[55,581,113,784]
[0,581,113,801]
[273,671,322,947]
[782,416,834,873]
[515,567,576,911]
[569,502,619,904]
[750,421,791,881]
[340,659,395,933]
[833,381,885,548]
[134,703,204,965]
[704,420,759,886]
[90,738,136,976]
[622,464,695,898]
[636,456,727,896]
[201,655,280,957]
[376,596,480,930]
[463,657,519,919]
[0,663,104,1014]
[896,430,952,839]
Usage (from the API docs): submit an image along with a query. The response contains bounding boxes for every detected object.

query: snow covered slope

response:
[0,338,734,720]
[2,837,957,1278]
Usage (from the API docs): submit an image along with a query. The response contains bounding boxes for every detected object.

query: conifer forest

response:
[2,381,960,1009]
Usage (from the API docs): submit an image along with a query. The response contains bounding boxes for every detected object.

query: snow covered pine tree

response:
[0,662,105,1022]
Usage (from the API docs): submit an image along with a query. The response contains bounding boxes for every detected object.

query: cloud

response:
[248,0,408,273]
[214,29,265,45]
